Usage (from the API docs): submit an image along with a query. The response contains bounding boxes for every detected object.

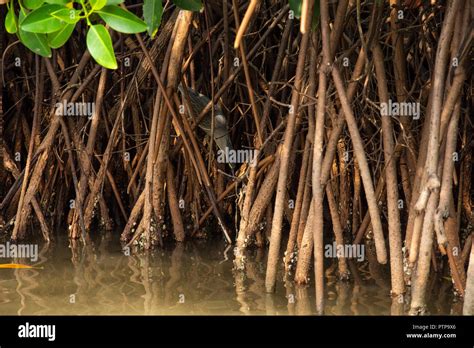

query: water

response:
[0,233,460,315]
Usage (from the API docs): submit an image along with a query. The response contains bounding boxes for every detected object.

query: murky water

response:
[0,233,461,315]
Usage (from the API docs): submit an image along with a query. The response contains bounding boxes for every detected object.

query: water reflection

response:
[0,235,457,315]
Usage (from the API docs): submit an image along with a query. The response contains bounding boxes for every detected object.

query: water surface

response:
[0,233,460,315]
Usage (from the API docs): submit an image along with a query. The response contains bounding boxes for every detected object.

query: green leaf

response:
[44,0,69,5]
[106,0,124,4]
[311,0,320,31]
[18,8,52,57]
[51,8,81,24]
[96,5,147,34]
[86,24,117,69]
[48,22,75,48]
[21,4,64,33]
[23,0,45,10]
[289,0,320,31]
[90,0,107,11]
[18,30,51,57]
[5,4,18,34]
[172,0,202,12]
[143,0,163,38]
[289,0,302,18]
